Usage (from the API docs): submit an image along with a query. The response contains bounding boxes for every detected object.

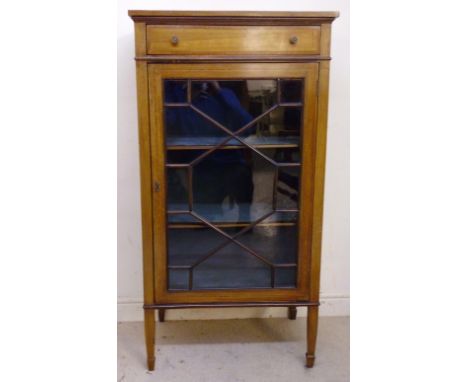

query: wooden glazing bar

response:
[187,79,192,103]
[276,78,281,104]
[188,269,193,290]
[272,167,279,210]
[187,166,193,210]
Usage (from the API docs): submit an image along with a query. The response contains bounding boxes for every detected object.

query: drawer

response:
[146,25,321,55]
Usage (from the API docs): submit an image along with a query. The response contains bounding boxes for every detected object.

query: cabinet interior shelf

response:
[166,136,299,150]
[167,204,298,226]
[168,221,296,229]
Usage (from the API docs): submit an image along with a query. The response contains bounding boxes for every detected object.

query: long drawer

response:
[146,25,321,55]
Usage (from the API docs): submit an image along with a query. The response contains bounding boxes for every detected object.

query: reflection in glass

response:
[168,227,227,266]
[277,167,300,210]
[164,80,301,148]
[275,267,297,288]
[236,213,298,265]
[260,146,301,164]
[280,79,303,103]
[168,269,189,290]
[167,167,188,211]
[164,80,188,103]
[164,78,304,291]
[192,243,271,289]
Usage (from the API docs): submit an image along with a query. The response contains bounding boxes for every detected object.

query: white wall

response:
[117,0,349,321]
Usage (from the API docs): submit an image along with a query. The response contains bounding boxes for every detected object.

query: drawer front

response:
[146,25,321,55]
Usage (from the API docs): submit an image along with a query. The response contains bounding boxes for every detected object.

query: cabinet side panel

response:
[310,60,331,301]
[134,22,147,56]
[148,69,168,302]
[135,58,154,304]
[297,64,319,298]
[319,23,331,56]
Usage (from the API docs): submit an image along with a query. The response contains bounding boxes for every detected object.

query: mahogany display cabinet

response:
[128,10,339,370]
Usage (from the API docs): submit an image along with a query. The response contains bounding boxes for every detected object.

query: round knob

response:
[289,36,298,45]
[171,36,179,45]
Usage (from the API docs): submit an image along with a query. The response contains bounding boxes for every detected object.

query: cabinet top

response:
[128,10,339,20]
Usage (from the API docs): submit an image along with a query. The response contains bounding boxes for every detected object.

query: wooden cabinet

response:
[128,10,339,371]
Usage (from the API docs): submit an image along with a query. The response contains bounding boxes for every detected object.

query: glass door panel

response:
[164,78,304,291]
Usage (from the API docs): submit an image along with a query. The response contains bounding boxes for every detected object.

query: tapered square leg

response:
[306,306,318,368]
[158,308,166,322]
[144,310,156,370]
[288,306,297,320]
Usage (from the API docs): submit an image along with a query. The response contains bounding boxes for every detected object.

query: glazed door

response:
[148,63,318,303]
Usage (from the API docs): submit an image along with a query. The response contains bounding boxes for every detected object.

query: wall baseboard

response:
[117,294,349,322]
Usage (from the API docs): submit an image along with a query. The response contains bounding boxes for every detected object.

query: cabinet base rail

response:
[144,301,319,309]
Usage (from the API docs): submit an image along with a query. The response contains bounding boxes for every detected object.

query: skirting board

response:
[117,294,349,322]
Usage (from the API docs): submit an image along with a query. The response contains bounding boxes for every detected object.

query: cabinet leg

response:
[288,306,297,320]
[158,308,165,322]
[144,310,156,371]
[306,306,318,368]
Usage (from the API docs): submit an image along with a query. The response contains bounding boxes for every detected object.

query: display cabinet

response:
[128,10,339,370]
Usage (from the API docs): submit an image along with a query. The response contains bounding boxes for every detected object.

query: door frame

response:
[148,62,319,304]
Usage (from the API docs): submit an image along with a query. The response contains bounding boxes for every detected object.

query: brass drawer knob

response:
[289,36,298,45]
[171,36,179,45]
